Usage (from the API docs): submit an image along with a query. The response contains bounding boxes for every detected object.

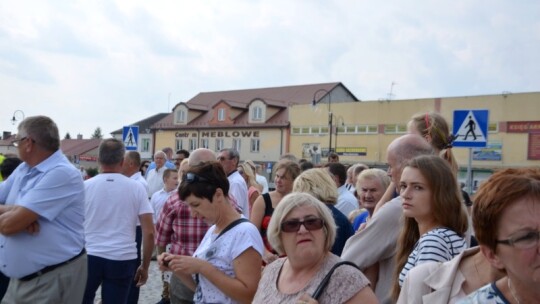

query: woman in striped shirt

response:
[392,155,469,301]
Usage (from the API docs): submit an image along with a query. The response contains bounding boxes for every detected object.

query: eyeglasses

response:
[12,136,30,147]
[281,217,324,233]
[496,230,540,250]
[217,156,231,161]
[185,172,210,184]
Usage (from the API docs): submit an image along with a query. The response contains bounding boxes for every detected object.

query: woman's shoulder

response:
[422,227,464,243]
[458,282,507,304]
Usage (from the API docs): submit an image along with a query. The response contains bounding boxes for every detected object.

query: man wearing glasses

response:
[0,116,87,303]
[217,148,249,218]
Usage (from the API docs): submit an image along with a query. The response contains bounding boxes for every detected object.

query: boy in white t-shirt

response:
[150,169,179,224]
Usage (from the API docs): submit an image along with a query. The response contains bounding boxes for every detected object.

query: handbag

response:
[311,261,360,300]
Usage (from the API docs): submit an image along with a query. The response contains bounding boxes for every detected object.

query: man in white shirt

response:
[217,148,249,218]
[147,151,167,197]
[83,138,154,304]
[327,162,358,216]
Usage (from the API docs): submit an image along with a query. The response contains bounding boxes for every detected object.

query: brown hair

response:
[392,155,468,300]
[409,112,458,175]
[473,167,540,252]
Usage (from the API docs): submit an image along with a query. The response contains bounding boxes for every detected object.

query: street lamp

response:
[11,110,25,125]
[334,115,345,152]
[312,89,333,153]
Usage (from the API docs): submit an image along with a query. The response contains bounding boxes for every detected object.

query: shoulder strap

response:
[263,193,273,215]
[216,218,249,240]
[311,261,359,300]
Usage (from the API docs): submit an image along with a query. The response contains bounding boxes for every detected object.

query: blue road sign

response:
[453,110,489,148]
[123,126,139,151]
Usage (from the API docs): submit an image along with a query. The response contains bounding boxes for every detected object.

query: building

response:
[289,91,540,191]
[150,82,359,172]
[111,113,169,160]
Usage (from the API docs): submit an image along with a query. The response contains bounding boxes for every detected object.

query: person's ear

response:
[480,244,505,270]
[213,188,224,201]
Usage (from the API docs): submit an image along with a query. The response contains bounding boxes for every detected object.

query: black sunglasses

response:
[281,217,324,233]
[185,172,210,184]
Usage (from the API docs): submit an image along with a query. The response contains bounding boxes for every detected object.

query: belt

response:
[19,248,86,281]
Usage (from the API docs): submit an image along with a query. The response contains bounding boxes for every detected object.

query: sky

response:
[1,0,539,139]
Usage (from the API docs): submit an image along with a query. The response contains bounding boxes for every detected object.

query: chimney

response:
[2,131,11,140]
[77,134,83,140]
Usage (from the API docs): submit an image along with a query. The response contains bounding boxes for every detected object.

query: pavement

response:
[94,260,166,304]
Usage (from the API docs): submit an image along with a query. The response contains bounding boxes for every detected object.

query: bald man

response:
[341,134,433,304]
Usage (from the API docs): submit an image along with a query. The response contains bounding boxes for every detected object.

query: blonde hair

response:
[238,162,258,188]
[409,112,459,175]
[293,168,338,205]
[267,192,336,256]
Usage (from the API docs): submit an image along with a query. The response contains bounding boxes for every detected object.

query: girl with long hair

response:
[392,155,468,301]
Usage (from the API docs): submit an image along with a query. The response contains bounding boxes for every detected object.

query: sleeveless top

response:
[260,193,276,253]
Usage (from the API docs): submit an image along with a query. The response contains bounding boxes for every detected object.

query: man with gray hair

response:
[147,150,168,197]
[83,138,154,304]
[341,134,433,304]
[217,148,249,218]
[0,115,87,303]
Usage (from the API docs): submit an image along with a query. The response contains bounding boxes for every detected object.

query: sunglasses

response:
[281,217,324,233]
[185,172,210,184]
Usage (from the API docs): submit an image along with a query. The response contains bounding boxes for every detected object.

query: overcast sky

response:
[1,0,539,139]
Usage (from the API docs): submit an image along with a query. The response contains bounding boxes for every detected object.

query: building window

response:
[252,106,263,120]
[218,108,225,121]
[175,110,186,124]
[175,139,183,151]
[233,138,241,152]
[216,139,224,151]
[251,139,260,153]
[201,138,209,149]
[384,124,407,134]
[141,138,150,152]
[189,139,197,151]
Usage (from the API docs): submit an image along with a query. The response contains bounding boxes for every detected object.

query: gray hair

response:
[99,138,125,165]
[267,192,336,256]
[18,115,60,152]
[356,168,391,191]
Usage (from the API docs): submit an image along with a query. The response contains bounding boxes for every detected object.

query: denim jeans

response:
[83,255,137,304]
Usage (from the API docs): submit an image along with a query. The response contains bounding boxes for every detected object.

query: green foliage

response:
[91,127,103,139]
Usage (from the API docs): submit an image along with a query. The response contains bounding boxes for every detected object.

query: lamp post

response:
[11,110,25,125]
[312,89,333,154]
[334,116,345,152]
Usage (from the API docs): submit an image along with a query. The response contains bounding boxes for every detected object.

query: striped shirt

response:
[399,227,466,286]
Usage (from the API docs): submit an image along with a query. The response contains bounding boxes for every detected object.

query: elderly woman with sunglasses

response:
[458,168,540,304]
[252,192,377,304]
[159,162,264,304]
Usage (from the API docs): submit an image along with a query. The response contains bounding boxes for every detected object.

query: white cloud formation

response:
[0,0,538,138]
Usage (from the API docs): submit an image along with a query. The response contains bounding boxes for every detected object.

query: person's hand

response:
[25,221,40,235]
[355,222,367,234]
[296,293,319,304]
[133,265,148,287]
[167,255,206,275]
[158,252,172,271]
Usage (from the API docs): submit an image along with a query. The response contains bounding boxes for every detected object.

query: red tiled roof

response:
[153,82,353,130]
[61,139,102,156]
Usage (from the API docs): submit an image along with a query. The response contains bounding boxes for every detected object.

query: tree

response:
[64,132,72,139]
[91,127,103,139]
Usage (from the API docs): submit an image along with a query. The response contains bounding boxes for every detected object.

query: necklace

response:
[507,278,521,304]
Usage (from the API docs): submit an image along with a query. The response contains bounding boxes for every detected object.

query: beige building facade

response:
[290,92,540,190]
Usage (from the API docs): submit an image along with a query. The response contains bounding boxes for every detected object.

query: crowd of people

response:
[0,114,539,304]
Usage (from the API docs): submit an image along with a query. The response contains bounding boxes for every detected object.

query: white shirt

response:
[150,188,176,224]
[146,166,165,197]
[255,174,269,194]
[228,171,250,218]
[336,185,358,217]
[193,221,263,304]
[84,173,153,260]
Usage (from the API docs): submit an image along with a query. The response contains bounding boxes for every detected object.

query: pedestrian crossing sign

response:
[452,110,489,148]
[123,126,139,151]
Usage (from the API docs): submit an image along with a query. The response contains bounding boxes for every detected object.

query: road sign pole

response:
[467,148,473,194]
